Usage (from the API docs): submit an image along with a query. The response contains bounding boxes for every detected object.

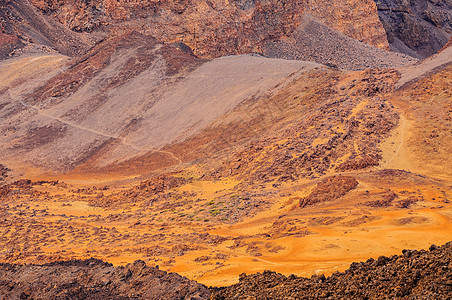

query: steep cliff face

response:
[0,0,97,56]
[304,0,390,50]
[26,0,390,58]
[375,0,452,58]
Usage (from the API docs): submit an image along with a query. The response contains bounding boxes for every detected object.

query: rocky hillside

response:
[2,0,450,61]
[262,14,416,70]
[0,34,323,174]
[1,0,390,60]
[0,259,210,299]
[0,0,451,297]
[25,0,390,57]
[0,0,97,56]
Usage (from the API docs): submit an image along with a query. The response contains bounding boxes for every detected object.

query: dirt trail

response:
[2,54,322,173]
[9,90,182,165]
[385,117,406,166]
[379,114,413,171]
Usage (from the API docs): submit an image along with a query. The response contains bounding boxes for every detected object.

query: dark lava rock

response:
[0,258,210,299]
[211,242,452,299]
[374,0,452,58]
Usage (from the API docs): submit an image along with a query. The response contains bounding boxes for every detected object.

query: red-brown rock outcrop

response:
[26,0,390,58]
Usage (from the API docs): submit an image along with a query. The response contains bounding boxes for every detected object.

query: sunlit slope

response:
[0,53,450,286]
[0,33,320,178]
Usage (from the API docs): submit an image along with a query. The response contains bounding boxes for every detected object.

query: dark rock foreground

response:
[1,242,451,299]
[0,259,210,299]
[213,242,452,299]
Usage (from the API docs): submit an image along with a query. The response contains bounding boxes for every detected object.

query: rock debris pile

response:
[212,242,452,299]
[0,259,210,299]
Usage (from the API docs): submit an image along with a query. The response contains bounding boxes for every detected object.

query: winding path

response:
[9,90,182,165]
[382,115,406,168]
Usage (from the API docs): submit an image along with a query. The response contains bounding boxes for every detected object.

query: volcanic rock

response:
[0,258,210,299]
[262,14,417,70]
[375,0,452,58]
[0,0,96,56]
[211,242,452,299]
[23,0,390,58]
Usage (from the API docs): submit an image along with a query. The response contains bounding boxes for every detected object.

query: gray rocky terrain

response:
[263,14,418,70]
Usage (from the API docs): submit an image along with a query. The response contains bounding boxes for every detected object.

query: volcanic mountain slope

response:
[0,0,451,295]
[0,0,416,69]
[0,32,322,176]
[0,49,450,287]
[262,14,417,70]
[0,0,97,56]
[1,0,451,62]
[0,25,431,178]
